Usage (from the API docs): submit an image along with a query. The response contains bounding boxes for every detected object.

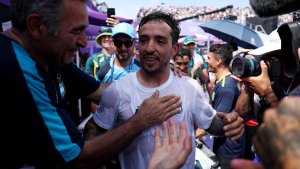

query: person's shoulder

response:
[91,52,103,58]
[115,72,135,84]
[113,73,136,96]
[224,75,238,86]
[176,75,199,88]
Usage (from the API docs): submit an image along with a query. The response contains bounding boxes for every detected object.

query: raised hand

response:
[148,119,192,169]
[191,60,203,73]
[171,65,183,77]
[106,15,119,27]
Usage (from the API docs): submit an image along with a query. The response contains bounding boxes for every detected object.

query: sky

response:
[105,0,251,19]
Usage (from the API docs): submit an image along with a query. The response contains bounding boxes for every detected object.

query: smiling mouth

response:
[146,58,157,62]
[144,57,159,65]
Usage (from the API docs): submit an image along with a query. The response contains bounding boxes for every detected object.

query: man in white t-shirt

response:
[92,11,244,169]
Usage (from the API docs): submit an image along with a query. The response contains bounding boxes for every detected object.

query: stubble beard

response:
[140,58,170,75]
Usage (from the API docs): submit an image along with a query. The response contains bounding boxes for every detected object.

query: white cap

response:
[248,30,281,55]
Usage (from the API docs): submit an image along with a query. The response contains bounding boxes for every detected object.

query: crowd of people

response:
[2,0,300,169]
[137,5,293,26]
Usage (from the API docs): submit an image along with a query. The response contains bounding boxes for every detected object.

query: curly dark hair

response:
[138,11,180,45]
[173,48,192,60]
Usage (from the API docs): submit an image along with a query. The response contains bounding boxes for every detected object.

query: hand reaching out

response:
[217,112,244,140]
[148,119,192,169]
[191,60,203,73]
[171,65,183,77]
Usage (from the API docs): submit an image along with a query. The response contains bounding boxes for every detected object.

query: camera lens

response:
[231,57,245,78]
[230,57,261,78]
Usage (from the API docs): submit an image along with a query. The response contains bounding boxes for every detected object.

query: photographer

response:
[231,28,298,115]
[231,21,300,169]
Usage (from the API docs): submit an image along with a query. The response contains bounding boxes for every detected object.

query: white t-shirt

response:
[93,71,216,169]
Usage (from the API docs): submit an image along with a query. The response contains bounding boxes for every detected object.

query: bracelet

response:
[260,91,278,106]
[262,90,274,98]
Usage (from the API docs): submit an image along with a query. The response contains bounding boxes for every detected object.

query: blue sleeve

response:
[93,82,120,130]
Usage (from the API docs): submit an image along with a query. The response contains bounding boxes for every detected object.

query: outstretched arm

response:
[206,112,244,141]
[65,91,181,169]
[148,119,192,169]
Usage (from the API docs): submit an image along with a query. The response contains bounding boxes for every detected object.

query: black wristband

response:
[259,91,278,107]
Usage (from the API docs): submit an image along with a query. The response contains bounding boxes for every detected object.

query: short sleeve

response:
[192,82,216,130]
[93,82,120,130]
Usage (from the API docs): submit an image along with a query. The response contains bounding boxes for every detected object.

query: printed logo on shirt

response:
[59,82,65,98]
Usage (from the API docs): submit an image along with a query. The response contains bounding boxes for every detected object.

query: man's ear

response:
[26,13,47,39]
[217,57,223,66]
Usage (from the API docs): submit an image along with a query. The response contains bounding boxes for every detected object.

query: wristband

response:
[259,91,278,106]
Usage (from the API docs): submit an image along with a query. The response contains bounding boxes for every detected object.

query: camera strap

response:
[282,77,295,97]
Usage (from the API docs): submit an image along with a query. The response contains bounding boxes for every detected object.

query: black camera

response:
[230,56,261,78]
[231,21,300,79]
[230,55,281,81]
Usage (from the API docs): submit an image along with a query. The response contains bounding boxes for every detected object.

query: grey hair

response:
[10,0,87,35]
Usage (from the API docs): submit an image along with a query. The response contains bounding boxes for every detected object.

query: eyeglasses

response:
[113,40,134,48]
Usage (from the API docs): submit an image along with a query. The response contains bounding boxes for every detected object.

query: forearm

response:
[66,115,146,168]
[198,69,208,83]
[83,119,106,141]
[205,115,225,137]
[235,87,254,117]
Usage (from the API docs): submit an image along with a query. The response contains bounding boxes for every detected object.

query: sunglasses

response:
[113,40,134,48]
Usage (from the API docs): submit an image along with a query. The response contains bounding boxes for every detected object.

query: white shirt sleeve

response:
[192,81,216,130]
[93,82,120,130]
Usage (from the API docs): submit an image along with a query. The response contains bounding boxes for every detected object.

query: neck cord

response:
[108,57,134,81]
